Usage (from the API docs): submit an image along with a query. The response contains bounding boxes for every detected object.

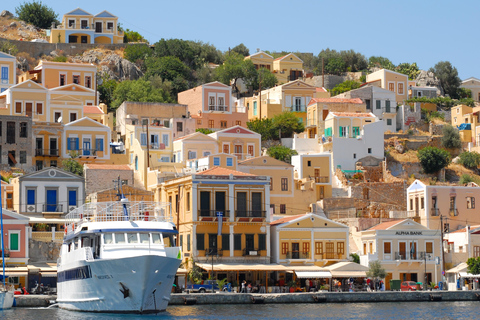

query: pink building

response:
[178,81,248,131]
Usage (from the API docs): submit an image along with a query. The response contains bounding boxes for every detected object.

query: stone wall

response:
[350,182,406,208]
[304,72,363,90]
[84,165,134,195]
[430,122,446,135]
[28,239,61,262]
[0,37,134,58]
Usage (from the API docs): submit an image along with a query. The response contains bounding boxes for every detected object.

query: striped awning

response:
[295,271,331,279]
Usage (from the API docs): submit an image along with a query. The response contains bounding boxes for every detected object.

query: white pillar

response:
[229,184,234,222]
[311,229,314,261]
[52,227,56,241]
[229,225,234,257]
[266,224,270,260]
[192,183,198,221]
[192,224,197,258]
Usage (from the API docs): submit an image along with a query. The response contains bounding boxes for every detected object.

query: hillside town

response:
[1,6,480,295]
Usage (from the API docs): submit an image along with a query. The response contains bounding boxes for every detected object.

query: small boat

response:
[57,181,181,313]
[0,186,14,309]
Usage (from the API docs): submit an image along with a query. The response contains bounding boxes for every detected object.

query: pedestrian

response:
[240,280,246,293]
[306,279,310,292]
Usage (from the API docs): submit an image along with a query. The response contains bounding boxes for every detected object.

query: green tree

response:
[325,57,345,75]
[417,146,451,174]
[429,61,461,99]
[458,151,480,169]
[350,253,360,264]
[396,62,420,80]
[467,257,480,275]
[123,29,148,43]
[111,79,174,109]
[62,152,83,176]
[188,261,203,284]
[366,260,387,280]
[215,52,256,93]
[153,38,196,68]
[145,56,191,82]
[441,125,462,149]
[15,1,58,29]
[247,118,275,141]
[0,41,18,56]
[231,43,250,57]
[272,112,305,138]
[331,80,361,96]
[254,68,278,91]
[123,44,152,69]
[97,74,118,108]
[340,50,368,72]
[368,56,395,70]
[196,128,214,135]
[267,145,298,163]
[458,87,472,99]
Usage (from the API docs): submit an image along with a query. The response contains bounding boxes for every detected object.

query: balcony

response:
[198,210,230,221]
[431,208,440,216]
[242,248,261,256]
[208,105,229,112]
[206,247,223,257]
[306,119,317,127]
[285,251,309,259]
[77,149,97,158]
[287,105,307,113]
[42,204,63,213]
[35,149,59,157]
[394,251,434,261]
[64,23,118,34]
[312,176,329,183]
[233,153,254,161]
[235,210,266,218]
[450,208,459,217]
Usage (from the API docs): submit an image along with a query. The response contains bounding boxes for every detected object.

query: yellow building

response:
[271,213,349,267]
[245,51,273,71]
[305,98,366,138]
[272,53,304,84]
[291,153,332,200]
[50,8,124,44]
[173,132,219,164]
[208,126,261,161]
[158,167,271,267]
[246,80,316,123]
[0,51,17,93]
[451,104,477,143]
[461,77,480,102]
[366,69,408,104]
[238,155,317,215]
[358,219,441,289]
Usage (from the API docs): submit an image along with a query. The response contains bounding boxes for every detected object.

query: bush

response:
[195,128,214,135]
[52,55,67,62]
[15,1,58,29]
[458,151,480,169]
[459,174,478,185]
[441,125,461,149]
[417,147,451,174]
[123,44,152,65]
[267,145,298,163]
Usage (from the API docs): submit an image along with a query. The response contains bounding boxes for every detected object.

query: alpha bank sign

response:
[395,231,423,236]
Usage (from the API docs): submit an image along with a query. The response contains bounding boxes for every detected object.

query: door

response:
[46,189,57,212]
[208,234,217,253]
[50,138,58,156]
[200,191,210,216]
[81,36,88,43]
[385,273,393,290]
[292,243,299,259]
[415,197,419,215]
[323,109,329,120]
[251,192,262,217]
[215,191,225,215]
[410,242,417,260]
[95,22,102,33]
[236,192,247,217]
[326,242,334,259]
[234,145,242,158]
[83,139,91,155]
[245,234,255,252]
[9,232,19,251]
[36,138,43,156]
[6,193,13,209]
[399,242,406,259]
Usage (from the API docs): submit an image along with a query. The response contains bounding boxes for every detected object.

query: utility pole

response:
[440,215,446,289]
[144,119,150,168]
[176,184,181,246]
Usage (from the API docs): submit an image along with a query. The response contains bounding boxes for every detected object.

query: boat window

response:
[115,233,126,244]
[68,242,72,252]
[74,238,79,250]
[139,233,149,244]
[127,233,138,244]
[152,233,162,244]
[82,237,91,247]
[104,233,113,244]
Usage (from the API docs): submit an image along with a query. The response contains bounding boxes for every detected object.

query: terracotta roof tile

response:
[270,213,306,226]
[274,54,288,61]
[368,220,405,230]
[450,225,480,234]
[308,97,364,106]
[195,167,256,177]
[330,112,375,117]
[315,87,327,92]
[360,79,381,87]
[83,105,104,114]
[84,164,132,170]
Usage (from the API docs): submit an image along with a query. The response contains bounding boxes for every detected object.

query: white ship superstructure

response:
[57,200,181,313]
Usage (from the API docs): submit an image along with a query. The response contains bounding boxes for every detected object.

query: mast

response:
[0,185,5,289]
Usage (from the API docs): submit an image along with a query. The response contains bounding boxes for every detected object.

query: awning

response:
[295,271,331,279]
[40,273,57,278]
[196,263,293,272]
[459,272,480,278]
[176,268,188,274]
[330,271,366,278]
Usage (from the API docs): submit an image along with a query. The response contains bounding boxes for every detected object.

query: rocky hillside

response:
[0,10,47,41]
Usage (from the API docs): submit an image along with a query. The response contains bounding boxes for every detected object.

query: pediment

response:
[21,168,83,180]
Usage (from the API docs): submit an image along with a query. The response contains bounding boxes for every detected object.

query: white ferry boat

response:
[57,199,181,313]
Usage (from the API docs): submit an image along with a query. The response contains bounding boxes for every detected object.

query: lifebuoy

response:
[145,211,149,221]
[72,223,75,231]
[64,228,67,235]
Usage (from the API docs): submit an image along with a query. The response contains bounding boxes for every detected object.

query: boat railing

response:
[85,247,94,261]
[64,201,173,235]
[164,247,181,259]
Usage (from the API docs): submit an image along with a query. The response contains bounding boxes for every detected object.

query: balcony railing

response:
[42,204,63,213]
[205,247,223,257]
[450,208,459,217]
[431,208,440,216]
[208,105,229,112]
[285,251,310,259]
[65,23,117,34]
[35,149,59,157]
[235,210,266,218]
[312,176,329,183]
[198,210,230,218]
[394,251,434,261]
[288,105,307,112]
[306,119,316,127]
[242,248,261,256]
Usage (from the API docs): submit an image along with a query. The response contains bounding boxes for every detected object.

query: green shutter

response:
[9,233,19,251]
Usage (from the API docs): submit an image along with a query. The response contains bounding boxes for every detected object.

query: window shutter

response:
[75,138,79,150]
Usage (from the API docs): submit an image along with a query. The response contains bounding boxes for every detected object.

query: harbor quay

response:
[13,291,480,307]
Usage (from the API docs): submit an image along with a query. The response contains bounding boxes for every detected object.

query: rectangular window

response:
[54,112,61,123]
[337,242,344,254]
[223,144,229,153]
[36,102,43,115]
[180,235,183,247]
[15,102,22,114]
[70,113,77,122]
[270,177,273,191]
[376,100,381,109]
[60,74,66,86]
[19,122,27,138]
[421,197,425,209]
[197,119,202,125]
[213,157,220,166]
[281,178,288,191]
[176,122,183,132]
[27,189,35,205]
[398,83,404,95]
[188,151,197,160]
[248,145,254,156]
[450,196,456,214]
[68,190,77,206]
[50,160,57,167]
[6,122,15,144]
[222,234,229,251]
[365,99,371,110]
[19,151,26,164]
[388,83,394,92]
[107,22,114,30]
[226,157,233,166]
[387,119,392,125]
[220,121,227,128]
[234,234,242,250]
[352,127,360,138]
[315,242,323,255]
[303,242,310,255]
[186,192,190,211]
[187,234,191,251]
[208,120,214,128]
[339,126,346,137]
[368,148,372,154]
[196,233,205,251]
[281,242,288,255]
[9,232,19,251]
[253,101,257,116]
[280,204,286,214]
[258,234,266,251]
[386,100,391,113]
[85,76,91,88]
[95,138,104,152]
[140,133,147,146]
[162,134,169,147]
[0,66,8,81]
[73,75,80,84]
[467,196,475,209]
[369,242,373,254]
[426,242,433,254]
[67,137,79,150]
[384,242,391,254]
[236,120,241,126]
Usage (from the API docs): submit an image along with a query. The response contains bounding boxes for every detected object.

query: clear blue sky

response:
[5,0,478,79]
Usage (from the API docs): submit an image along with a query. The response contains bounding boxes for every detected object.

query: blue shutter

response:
[75,138,79,150]
[68,190,77,206]
[96,138,104,151]
[140,133,147,146]
[162,134,168,147]
[67,138,72,150]
[27,189,35,205]
[213,157,220,166]
[226,158,233,167]
[1,67,7,80]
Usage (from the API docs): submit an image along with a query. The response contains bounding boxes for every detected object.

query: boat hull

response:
[0,291,14,310]
[57,255,181,313]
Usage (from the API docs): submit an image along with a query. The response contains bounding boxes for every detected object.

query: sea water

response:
[2,301,478,319]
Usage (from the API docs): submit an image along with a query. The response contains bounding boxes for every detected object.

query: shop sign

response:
[395,231,423,235]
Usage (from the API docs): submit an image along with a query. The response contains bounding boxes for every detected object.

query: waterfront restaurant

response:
[358,219,441,289]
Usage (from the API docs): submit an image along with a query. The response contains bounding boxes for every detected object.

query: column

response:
[192,183,198,221]
[311,229,315,261]
[265,183,270,222]
[192,224,197,257]
[266,224,270,260]
[229,225,234,257]
[229,184,234,222]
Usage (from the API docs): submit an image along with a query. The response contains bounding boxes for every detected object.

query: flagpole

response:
[0,184,6,289]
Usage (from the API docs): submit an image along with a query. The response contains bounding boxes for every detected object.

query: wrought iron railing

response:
[235,210,266,218]
[198,210,230,218]
[35,149,59,157]
[285,251,309,259]
[242,248,261,256]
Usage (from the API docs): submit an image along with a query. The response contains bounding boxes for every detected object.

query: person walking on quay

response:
[240,280,246,293]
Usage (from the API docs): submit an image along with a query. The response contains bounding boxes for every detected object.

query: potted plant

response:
[287,280,296,293]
